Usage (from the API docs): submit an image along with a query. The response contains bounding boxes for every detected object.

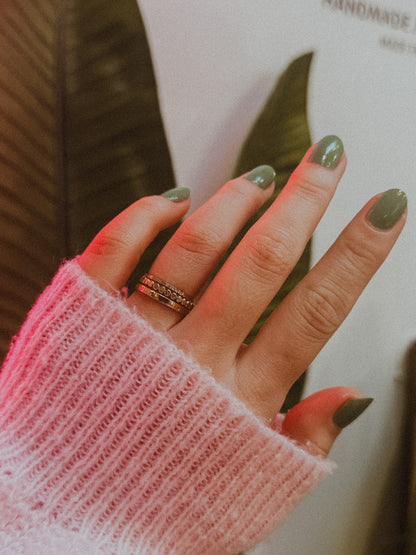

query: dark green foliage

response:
[0,0,176,358]
[233,53,313,345]
[0,0,314,413]
[230,53,314,410]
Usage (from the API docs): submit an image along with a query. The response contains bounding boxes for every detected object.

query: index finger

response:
[237,189,407,417]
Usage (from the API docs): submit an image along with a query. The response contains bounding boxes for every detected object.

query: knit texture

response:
[0,261,334,554]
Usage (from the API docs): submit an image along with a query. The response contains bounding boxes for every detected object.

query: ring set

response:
[136,273,195,316]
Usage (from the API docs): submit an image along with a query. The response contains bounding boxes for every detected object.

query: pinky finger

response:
[78,189,191,292]
[279,387,373,457]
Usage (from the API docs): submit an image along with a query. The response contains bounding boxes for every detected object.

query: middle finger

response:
[175,135,345,367]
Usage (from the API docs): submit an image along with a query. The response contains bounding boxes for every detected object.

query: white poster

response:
[139,2,415,552]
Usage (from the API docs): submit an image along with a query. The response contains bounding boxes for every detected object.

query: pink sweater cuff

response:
[0,260,334,554]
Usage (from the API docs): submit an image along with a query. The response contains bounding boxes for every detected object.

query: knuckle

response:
[225,177,246,195]
[135,196,160,221]
[171,219,224,260]
[88,227,134,258]
[225,177,254,199]
[292,167,332,203]
[244,230,295,282]
[340,234,380,277]
[299,281,348,339]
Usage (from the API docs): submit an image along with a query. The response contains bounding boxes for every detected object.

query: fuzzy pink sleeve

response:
[0,260,334,554]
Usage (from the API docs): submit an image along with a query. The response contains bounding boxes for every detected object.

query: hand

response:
[78,136,407,457]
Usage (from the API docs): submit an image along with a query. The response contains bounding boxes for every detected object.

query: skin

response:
[79,142,406,458]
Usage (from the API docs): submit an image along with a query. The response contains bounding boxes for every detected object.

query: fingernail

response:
[161,187,190,202]
[333,397,373,429]
[309,135,344,169]
[245,165,276,189]
[367,188,407,230]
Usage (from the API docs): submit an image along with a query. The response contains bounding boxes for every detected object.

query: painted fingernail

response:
[309,135,344,169]
[161,187,190,202]
[245,165,276,189]
[367,188,407,230]
[333,397,373,429]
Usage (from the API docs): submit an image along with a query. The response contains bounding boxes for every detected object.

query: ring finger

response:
[128,165,276,328]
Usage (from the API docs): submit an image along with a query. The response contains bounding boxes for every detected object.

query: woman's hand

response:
[79,135,407,458]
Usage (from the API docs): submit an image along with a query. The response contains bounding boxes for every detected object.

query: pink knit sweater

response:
[0,261,334,554]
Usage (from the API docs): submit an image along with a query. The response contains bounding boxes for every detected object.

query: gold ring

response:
[136,274,195,315]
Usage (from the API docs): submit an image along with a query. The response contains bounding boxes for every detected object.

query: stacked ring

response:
[136,274,195,315]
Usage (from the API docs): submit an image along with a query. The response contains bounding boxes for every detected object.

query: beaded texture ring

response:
[136,274,195,315]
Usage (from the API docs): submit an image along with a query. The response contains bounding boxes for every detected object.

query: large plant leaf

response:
[64,0,177,289]
[232,52,314,409]
[0,1,60,357]
[0,0,176,360]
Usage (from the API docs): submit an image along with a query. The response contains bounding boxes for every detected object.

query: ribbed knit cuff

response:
[0,260,334,554]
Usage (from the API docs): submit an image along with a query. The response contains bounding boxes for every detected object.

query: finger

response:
[238,189,407,416]
[128,166,276,327]
[280,387,373,457]
[175,136,346,367]
[78,190,191,292]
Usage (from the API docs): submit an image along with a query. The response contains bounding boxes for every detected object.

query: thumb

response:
[280,387,373,457]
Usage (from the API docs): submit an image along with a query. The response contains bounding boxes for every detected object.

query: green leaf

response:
[64,0,178,290]
[0,0,176,359]
[233,52,314,409]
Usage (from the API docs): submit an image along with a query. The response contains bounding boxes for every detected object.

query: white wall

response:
[139,2,415,553]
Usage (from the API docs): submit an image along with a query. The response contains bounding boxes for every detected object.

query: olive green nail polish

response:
[309,135,344,169]
[333,397,373,429]
[161,187,190,202]
[245,165,276,189]
[367,189,407,229]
